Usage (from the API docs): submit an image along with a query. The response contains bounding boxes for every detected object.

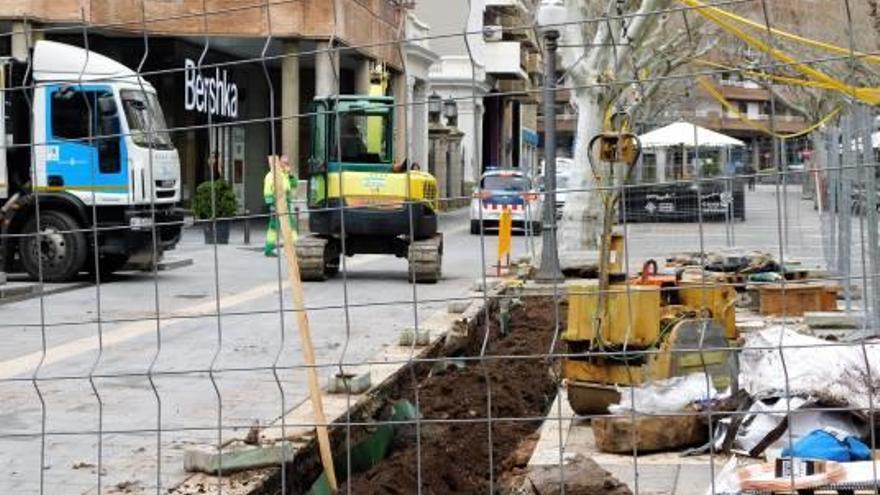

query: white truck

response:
[1,40,183,281]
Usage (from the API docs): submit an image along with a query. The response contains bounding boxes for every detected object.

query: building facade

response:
[417,0,542,188]
[0,0,421,214]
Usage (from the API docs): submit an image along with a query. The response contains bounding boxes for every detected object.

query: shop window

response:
[641,153,657,184]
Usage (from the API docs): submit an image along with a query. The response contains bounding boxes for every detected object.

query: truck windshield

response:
[121,90,174,150]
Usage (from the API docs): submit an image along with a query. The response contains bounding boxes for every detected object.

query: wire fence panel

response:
[1,1,880,494]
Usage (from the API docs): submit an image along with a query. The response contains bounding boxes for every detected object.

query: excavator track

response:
[407,234,443,284]
[295,235,339,281]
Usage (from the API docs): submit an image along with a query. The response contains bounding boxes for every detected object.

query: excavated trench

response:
[255,295,580,495]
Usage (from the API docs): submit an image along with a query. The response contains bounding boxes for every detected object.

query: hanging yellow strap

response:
[697,77,842,139]
[680,0,880,65]
[693,59,842,92]
[678,0,880,105]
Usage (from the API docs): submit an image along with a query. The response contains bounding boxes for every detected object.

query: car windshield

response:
[482,175,529,192]
[121,90,174,150]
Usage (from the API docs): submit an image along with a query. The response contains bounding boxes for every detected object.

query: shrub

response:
[192,179,238,220]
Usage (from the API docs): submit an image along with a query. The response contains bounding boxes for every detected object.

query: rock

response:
[527,453,632,495]
[447,300,471,314]
[804,311,865,329]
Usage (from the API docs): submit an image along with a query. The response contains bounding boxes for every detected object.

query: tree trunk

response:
[809,129,829,206]
[558,88,605,269]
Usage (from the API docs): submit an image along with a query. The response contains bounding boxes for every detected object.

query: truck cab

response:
[1,41,183,281]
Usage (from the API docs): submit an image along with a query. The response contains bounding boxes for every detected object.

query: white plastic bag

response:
[609,373,717,414]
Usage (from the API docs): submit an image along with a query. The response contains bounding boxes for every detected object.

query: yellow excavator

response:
[295,92,442,282]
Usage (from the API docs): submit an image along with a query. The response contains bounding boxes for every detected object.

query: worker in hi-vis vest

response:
[263,155,299,257]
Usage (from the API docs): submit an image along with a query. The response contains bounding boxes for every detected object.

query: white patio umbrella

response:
[639,121,746,148]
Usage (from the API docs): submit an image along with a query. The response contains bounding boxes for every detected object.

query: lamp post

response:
[534,0,565,283]
[443,97,458,128]
[428,91,442,124]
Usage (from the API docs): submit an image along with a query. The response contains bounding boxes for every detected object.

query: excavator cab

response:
[297,96,443,283]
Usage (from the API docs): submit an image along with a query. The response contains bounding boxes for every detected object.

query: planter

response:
[202,221,231,244]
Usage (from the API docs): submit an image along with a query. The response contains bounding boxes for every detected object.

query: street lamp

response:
[428,91,442,124]
[534,0,566,283]
[443,96,458,127]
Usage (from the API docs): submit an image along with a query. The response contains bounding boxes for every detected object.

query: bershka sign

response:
[184,59,238,118]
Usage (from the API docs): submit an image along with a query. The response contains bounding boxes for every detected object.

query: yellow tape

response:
[680,0,880,65]
[679,0,880,105]
[697,77,842,139]
[694,59,841,92]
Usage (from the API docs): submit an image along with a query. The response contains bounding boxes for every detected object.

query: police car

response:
[470,170,542,235]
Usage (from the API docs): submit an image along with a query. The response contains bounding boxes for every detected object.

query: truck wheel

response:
[20,210,88,282]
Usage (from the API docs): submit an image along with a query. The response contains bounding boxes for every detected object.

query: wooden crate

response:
[758,283,840,317]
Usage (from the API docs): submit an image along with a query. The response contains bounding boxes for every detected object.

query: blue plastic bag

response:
[781,428,872,462]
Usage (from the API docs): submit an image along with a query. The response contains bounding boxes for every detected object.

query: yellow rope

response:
[679,0,880,65]
[678,0,880,105]
[697,76,842,139]
[693,59,842,91]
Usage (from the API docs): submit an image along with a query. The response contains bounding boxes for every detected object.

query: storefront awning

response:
[639,121,745,148]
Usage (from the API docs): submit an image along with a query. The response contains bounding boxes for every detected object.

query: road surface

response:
[0,186,836,493]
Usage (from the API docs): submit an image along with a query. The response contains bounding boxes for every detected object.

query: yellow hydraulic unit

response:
[560,113,737,415]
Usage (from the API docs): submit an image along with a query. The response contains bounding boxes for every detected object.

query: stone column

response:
[447,128,465,200]
[428,124,451,203]
[407,78,432,169]
[11,22,43,62]
[281,41,300,170]
[315,41,339,98]
[393,71,408,163]
[355,57,372,95]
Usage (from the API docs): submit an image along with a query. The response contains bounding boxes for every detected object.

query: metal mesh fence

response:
[1,0,880,494]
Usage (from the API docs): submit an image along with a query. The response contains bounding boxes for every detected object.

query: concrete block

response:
[472,278,500,292]
[326,371,372,394]
[183,441,295,474]
[736,319,766,334]
[804,311,866,329]
[0,282,37,300]
[447,300,471,314]
[157,257,195,272]
[399,327,431,346]
[126,256,194,272]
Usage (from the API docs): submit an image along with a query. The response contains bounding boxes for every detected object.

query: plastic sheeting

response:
[739,326,880,411]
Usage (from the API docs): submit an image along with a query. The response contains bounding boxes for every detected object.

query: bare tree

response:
[557,0,710,268]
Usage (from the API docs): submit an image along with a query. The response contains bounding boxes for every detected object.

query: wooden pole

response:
[269,156,338,490]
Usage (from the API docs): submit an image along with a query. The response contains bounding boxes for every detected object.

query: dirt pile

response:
[344,297,563,494]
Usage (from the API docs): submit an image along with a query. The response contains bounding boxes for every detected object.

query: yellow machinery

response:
[562,277,738,415]
[296,94,442,282]
[561,114,737,414]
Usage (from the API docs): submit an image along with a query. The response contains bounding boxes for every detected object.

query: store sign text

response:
[184,59,239,118]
